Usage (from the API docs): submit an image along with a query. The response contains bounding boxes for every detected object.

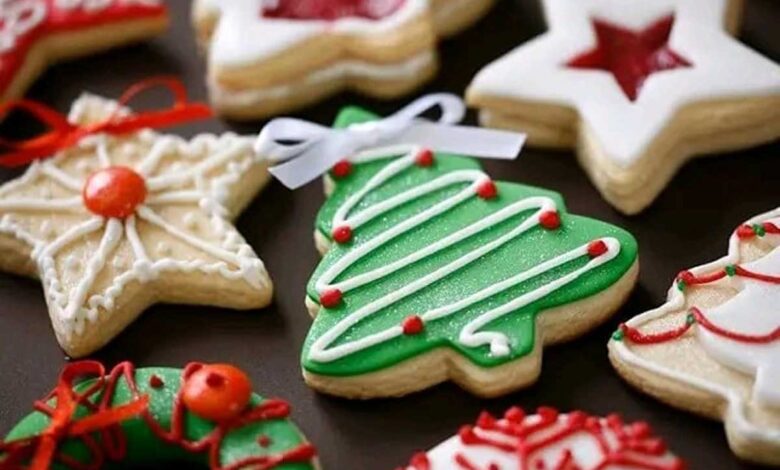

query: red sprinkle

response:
[319,288,343,308]
[587,240,609,258]
[148,375,164,389]
[402,315,424,335]
[736,224,755,239]
[332,225,353,244]
[476,179,498,200]
[414,149,435,167]
[258,435,272,448]
[539,211,561,230]
[331,160,352,178]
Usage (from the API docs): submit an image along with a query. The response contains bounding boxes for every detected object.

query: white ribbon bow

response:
[254,94,526,189]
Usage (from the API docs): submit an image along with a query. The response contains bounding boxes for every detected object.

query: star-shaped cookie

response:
[0,94,273,357]
[0,0,168,100]
[467,0,780,214]
[610,208,780,465]
[192,0,494,119]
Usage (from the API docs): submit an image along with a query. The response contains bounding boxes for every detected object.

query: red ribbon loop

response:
[0,77,212,168]
[0,361,149,470]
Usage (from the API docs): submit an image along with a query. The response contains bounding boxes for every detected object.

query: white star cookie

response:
[610,207,780,465]
[0,94,273,357]
[467,0,780,214]
[192,0,494,119]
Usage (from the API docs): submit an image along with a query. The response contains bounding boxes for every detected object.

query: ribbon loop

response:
[0,77,212,169]
[254,93,525,190]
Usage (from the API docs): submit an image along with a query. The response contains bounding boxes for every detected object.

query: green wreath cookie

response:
[301,106,640,399]
[0,361,317,469]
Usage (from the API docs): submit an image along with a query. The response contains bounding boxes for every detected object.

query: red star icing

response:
[566,15,692,101]
[263,0,406,21]
[0,0,167,98]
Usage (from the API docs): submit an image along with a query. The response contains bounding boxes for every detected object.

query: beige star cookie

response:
[0,94,273,357]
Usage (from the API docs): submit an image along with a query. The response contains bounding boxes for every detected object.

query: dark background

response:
[1,1,779,468]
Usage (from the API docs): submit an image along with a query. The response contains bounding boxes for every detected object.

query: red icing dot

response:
[566,15,691,101]
[539,211,561,230]
[148,374,164,389]
[736,224,755,239]
[677,270,695,285]
[402,315,424,335]
[258,435,272,448]
[587,240,609,258]
[409,452,431,470]
[331,160,353,179]
[476,179,498,200]
[319,288,343,308]
[263,0,406,21]
[414,149,435,167]
[181,364,252,422]
[504,407,525,423]
[476,411,496,428]
[82,166,147,219]
[332,225,353,244]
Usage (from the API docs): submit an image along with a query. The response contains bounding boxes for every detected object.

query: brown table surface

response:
[1,1,779,468]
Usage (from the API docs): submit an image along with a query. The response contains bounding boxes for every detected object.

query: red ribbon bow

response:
[0,77,213,168]
[0,361,149,470]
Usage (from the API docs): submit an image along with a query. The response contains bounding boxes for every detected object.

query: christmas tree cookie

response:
[610,207,780,465]
[0,361,318,469]
[301,105,639,399]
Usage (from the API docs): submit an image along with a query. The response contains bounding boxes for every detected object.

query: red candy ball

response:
[319,288,343,308]
[539,211,561,230]
[182,364,252,422]
[476,179,498,200]
[587,240,609,258]
[414,149,435,167]
[332,225,353,244]
[331,160,353,179]
[82,166,147,219]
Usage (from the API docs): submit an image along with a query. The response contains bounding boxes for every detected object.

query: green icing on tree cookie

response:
[1,363,315,469]
[302,106,638,378]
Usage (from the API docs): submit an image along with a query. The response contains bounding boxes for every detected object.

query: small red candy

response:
[587,240,609,258]
[319,288,343,308]
[332,225,353,244]
[414,149,435,167]
[82,166,147,219]
[476,179,498,200]
[148,374,164,389]
[539,211,561,230]
[736,224,755,239]
[331,160,352,179]
[181,364,252,422]
[402,315,424,335]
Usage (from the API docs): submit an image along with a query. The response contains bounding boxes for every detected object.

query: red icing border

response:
[0,0,167,95]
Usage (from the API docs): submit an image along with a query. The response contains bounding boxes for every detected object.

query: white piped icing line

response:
[611,207,780,445]
[467,0,780,167]
[0,94,269,339]
[307,146,622,363]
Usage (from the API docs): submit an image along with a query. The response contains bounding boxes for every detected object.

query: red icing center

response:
[263,0,406,21]
[566,15,691,101]
[82,166,147,219]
